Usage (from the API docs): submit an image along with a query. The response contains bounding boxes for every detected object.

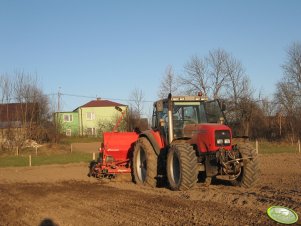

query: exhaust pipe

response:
[168,93,174,144]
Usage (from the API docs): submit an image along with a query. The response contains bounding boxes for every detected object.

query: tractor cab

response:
[152,93,228,147]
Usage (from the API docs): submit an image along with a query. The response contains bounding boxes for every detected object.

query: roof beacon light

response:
[198,92,202,97]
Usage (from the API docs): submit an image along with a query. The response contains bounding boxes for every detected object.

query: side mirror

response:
[156,100,163,112]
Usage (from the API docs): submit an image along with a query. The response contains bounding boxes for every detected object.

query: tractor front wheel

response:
[132,137,157,187]
[166,143,198,191]
[231,144,260,188]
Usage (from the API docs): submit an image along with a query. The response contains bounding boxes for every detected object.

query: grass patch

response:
[0,152,92,168]
[251,140,299,154]
[32,152,92,166]
[0,156,29,167]
[60,136,101,145]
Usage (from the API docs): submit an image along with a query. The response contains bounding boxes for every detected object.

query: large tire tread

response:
[132,137,157,187]
[232,144,260,188]
[167,143,198,191]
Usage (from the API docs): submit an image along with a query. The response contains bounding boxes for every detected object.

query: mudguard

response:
[139,130,165,156]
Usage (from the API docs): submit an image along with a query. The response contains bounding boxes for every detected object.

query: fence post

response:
[256,140,259,154]
[92,152,95,160]
[29,155,32,167]
[70,144,73,153]
[298,139,300,154]
[35,146,38,156]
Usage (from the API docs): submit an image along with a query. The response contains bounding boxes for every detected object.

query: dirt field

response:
[0,153,300,226]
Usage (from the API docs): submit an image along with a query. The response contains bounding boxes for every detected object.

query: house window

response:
[66,129,72,136]
[64,114,73,122]
[86,112,95,121]
[86,128,96,136]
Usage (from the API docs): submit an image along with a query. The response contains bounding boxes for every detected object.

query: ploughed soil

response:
[0,153,300,226]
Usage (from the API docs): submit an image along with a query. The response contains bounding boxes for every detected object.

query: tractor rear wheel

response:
[88,160,97,177]
[231,144,259,188]
[166,143,198,191]
[132,137,157,187]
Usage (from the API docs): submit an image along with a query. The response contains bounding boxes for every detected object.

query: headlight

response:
[224,139,231,144]
[215,130,231,146]
[216,139,224,145]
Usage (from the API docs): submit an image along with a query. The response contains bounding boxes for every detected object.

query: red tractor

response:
[89,93,259,191]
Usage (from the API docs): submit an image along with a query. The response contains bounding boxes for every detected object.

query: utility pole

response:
[58,87,61,112]
[55,87,62,143]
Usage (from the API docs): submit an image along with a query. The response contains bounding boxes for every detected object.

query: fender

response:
[139,130,164,156]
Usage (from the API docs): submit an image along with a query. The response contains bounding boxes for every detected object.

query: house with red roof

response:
[55,98,127,136]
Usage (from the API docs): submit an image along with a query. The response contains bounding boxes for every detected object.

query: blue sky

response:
[0,0,300,116]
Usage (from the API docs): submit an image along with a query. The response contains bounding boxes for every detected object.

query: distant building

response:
[55,98,127,136]
[0,103,38,128]
[0,103,39,142]
[55,111,79,136]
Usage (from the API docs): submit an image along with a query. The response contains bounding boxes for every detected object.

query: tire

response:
[132,137,157,187]
[88,160,97,177]
[231,144,260,188]
[166,143,198,191]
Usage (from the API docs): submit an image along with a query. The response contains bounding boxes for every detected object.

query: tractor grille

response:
[215,130,231,147]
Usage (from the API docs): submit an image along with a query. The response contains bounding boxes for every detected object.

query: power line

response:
[60,93,155,103]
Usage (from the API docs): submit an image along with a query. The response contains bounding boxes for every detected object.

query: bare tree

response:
[275,79,300,141]
[158,65,178,99]
[275,42,301,141]
[0,74,12,104]
[128,88,147,131]
[0,72,53,152]
[282,42,301,92]
[221,53,256,136]
[12,73,44,146]
[206,49,229,98]
[129,88,145,118]
[224,55,250,103]
[178,49,256,137]
[180,55,209,96]
[0,75,12,147]
[180,49,249,100]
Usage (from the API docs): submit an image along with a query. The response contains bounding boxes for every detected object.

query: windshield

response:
[173,102,206,124]
[172,100,224,138]
[173,100,223,124]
